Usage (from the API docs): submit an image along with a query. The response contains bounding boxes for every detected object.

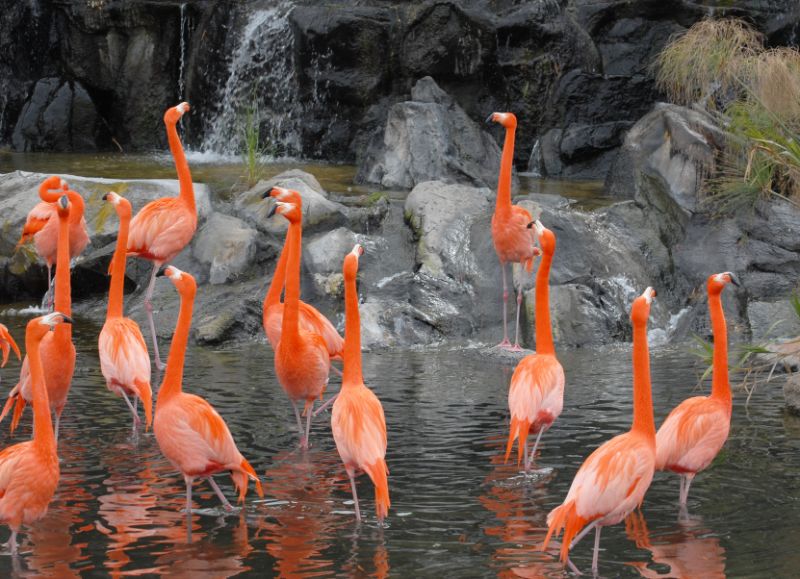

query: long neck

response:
[54,211,71,317]
[709,291,731,407]
[106,211,130,319]
[342,271,363,387]
[631,320,655,439]
[158,288,194,403]
[281,221,301,339]
[495,125,515,214]
[166,120,196,213]
[67,191,85,225]
[264,231,290,309]
[535,251,555,355]
[27,332,55,449]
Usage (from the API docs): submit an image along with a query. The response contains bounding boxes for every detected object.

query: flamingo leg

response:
[54,412,61,444]
[497,263,511,348]
[680,473,695,506]
[524,429,544,472]
[591,525,602,575]
[44,264,54,311]
[511,278,524,351]
[313,393,338,417]
[144,263,165,371]
[303,403,314,449]
[208,477,234,511]
[522,439,529,469]
[5,530,18,555]
[290,401,306,448]
[569,519,598,552]
[121,390,141,431]
[184,476,194,514]
[330,364,343,377]
[346,467,362,522]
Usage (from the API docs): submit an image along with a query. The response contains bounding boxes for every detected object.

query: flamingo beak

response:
[156,268,168,278]
[729,272,741,287]
[102,193,109,201]
[60,314,73,325]
[485,113,495,124]
[267,203,278,218]
[59,196,69,209]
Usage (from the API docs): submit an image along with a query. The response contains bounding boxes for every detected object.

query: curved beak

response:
[102,193,109,201]
[729,272,741,287]
[485,113,495,124]
[60,314,73,325]
[59,195,69,209]
[267,203,278,218]
[156,268,168,278]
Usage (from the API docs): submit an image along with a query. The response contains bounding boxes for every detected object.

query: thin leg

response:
[592,526,602,575]
[208,477,234,511]
[522,439,529,468]
[524,429,544,472]
[566,556,582,575]
[121,390,141,430]
[185,477,193,514]
[46,265,54,311]
[511,281,524,351]
[144,263,165,371]
[569,520,598,552]
[497,263,511,348]
[54,412,61,444]
[291,401,306,447]
[346,468,361,522]
[303,402,314,449]
[680,474,695,506]
[330,364,343,377]
[7,530,17,555]
[678,475,686,507]
[313,393,338,417]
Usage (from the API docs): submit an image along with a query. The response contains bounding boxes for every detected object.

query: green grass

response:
[238,98,265,189]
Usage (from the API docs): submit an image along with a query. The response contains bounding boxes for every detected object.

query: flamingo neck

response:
[166,119,196,214]
[535,251,555,355]
[342,271,363,388]
[631,319,655,439]
[264,229,290,311]
[106,211,130,319]
[281,221,302,343]
[27,331,55,449]
[54,209,71,319]
[494,125,515,215]
[67,192,85,225]
[709,291,731,408]
[158,287,193,404]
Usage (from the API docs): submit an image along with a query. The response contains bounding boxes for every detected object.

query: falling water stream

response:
[0,309,796,577]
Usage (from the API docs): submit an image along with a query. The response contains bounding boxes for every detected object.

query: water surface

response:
[0,311,795,577]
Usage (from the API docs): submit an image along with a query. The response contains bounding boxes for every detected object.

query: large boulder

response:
[192,212,258,285]
[356,77,504,190]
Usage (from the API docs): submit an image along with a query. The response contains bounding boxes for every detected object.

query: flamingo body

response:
[99,318,153,427]
[491,205,536,271]
[0,440,59,529]
[127,197,196,265]
[264,302,343,360]
[275,333,330,411]
[21,202,89,267]
[656,397,730,474]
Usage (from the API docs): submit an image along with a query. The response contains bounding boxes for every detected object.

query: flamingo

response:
[504,220,562,471]
[18,176,89,307]
[331,244,390,523]
[127,102,197,370]
[98,192,153,432]
[268,193,331,449]
[0,325,20,369]
[153,266,263,513]
[542,287,658,575]
[656,272,739,508]
[487,112,538,350]
[262,187,344,360]
[0,311,71,555]
[1,195,76,441]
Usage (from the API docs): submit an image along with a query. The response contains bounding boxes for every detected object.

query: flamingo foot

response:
[495,339,513,349]
[508,344,524,352]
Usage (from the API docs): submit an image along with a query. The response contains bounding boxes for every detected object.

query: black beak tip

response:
[102,193,109,201]
[61,315,73,325]
[730,273,741,287]
[261,190,271,200]
[526,221,535,229]
[485,114,494,125]
[156,268,167,278]
[267,204,278,218]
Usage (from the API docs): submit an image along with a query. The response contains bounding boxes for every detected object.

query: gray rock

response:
[784,373,800,415]
[304,228,359,276]
[356,77,504,190]
[193,213,258,285]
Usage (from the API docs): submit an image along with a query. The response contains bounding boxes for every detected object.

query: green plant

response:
[238,98,264,188]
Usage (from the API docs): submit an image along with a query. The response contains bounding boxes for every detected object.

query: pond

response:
[0,308,795,577]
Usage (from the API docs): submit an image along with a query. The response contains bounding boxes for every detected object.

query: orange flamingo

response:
[153,266,263,513]
[656,272,738,508]
[0,311,71,554]
[98,192,153,432]
[18,176,89,306]
[487,112,538,350]
[268,193,331,448]
[262,187,344,361]
[127,102,197,370]
[331,244,390,523]
[543,287,658,575]
[505,220,563,471]
[0,325,20,369]
[2,195,77,440]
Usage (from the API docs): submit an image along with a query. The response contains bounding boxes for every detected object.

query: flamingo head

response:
[164,101,190,124]
[56,195,71,218]
[527,220,555,256]
[157,265,197,299]
[343,244,363,281]
[631,287,656,325]
[103,191,132,216]
[485,112,517,129]
[708,271,740,294]
[29,311,73,340]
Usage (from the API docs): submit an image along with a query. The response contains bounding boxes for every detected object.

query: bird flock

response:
[0,104,737,573]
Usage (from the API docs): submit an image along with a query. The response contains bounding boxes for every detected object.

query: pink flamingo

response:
[127,102,197,370]
[656,272,739,508]
[487,112,539,350]
[543,288,658,575]
[331,244,390,522]
[504,220,562,471]
[0,325,20,369]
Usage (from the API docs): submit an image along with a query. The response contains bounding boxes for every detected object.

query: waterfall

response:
[200,2,300,158]
[527,138,542,177]
[178,3,187,101]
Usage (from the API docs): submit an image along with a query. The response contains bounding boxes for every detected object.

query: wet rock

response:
[304,227,361,296]
[356,77,503,189]
[784,373,800,415]
[193,213,258,285]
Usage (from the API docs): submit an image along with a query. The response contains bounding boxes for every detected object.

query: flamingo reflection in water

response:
[625,509,726,579]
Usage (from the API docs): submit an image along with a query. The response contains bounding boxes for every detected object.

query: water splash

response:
[178,3,188,101]
[527,138,542,177]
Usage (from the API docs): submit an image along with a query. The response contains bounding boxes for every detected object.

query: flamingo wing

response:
[655,396,730,473]
[0,325,21,367]
[331,384,387,469]
[99,318,152,389]
[18,202,55,246]
[298,301,344,359]
[128,198,196,262]
[0,442,30,497]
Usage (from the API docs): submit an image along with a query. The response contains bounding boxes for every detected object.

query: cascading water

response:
[178,3,187,101]
[527,138,542,177]
[200,1,301,158]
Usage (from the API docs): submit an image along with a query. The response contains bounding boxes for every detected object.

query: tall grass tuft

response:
[239,98,264,189]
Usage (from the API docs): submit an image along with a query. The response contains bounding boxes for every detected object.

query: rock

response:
[11,78,104,152]
[747,301,800,342]
[193,213,258,285]
[233,170,348,236]
[355,77,504,190]
[304,227,360,296]
[784,373,800,415]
